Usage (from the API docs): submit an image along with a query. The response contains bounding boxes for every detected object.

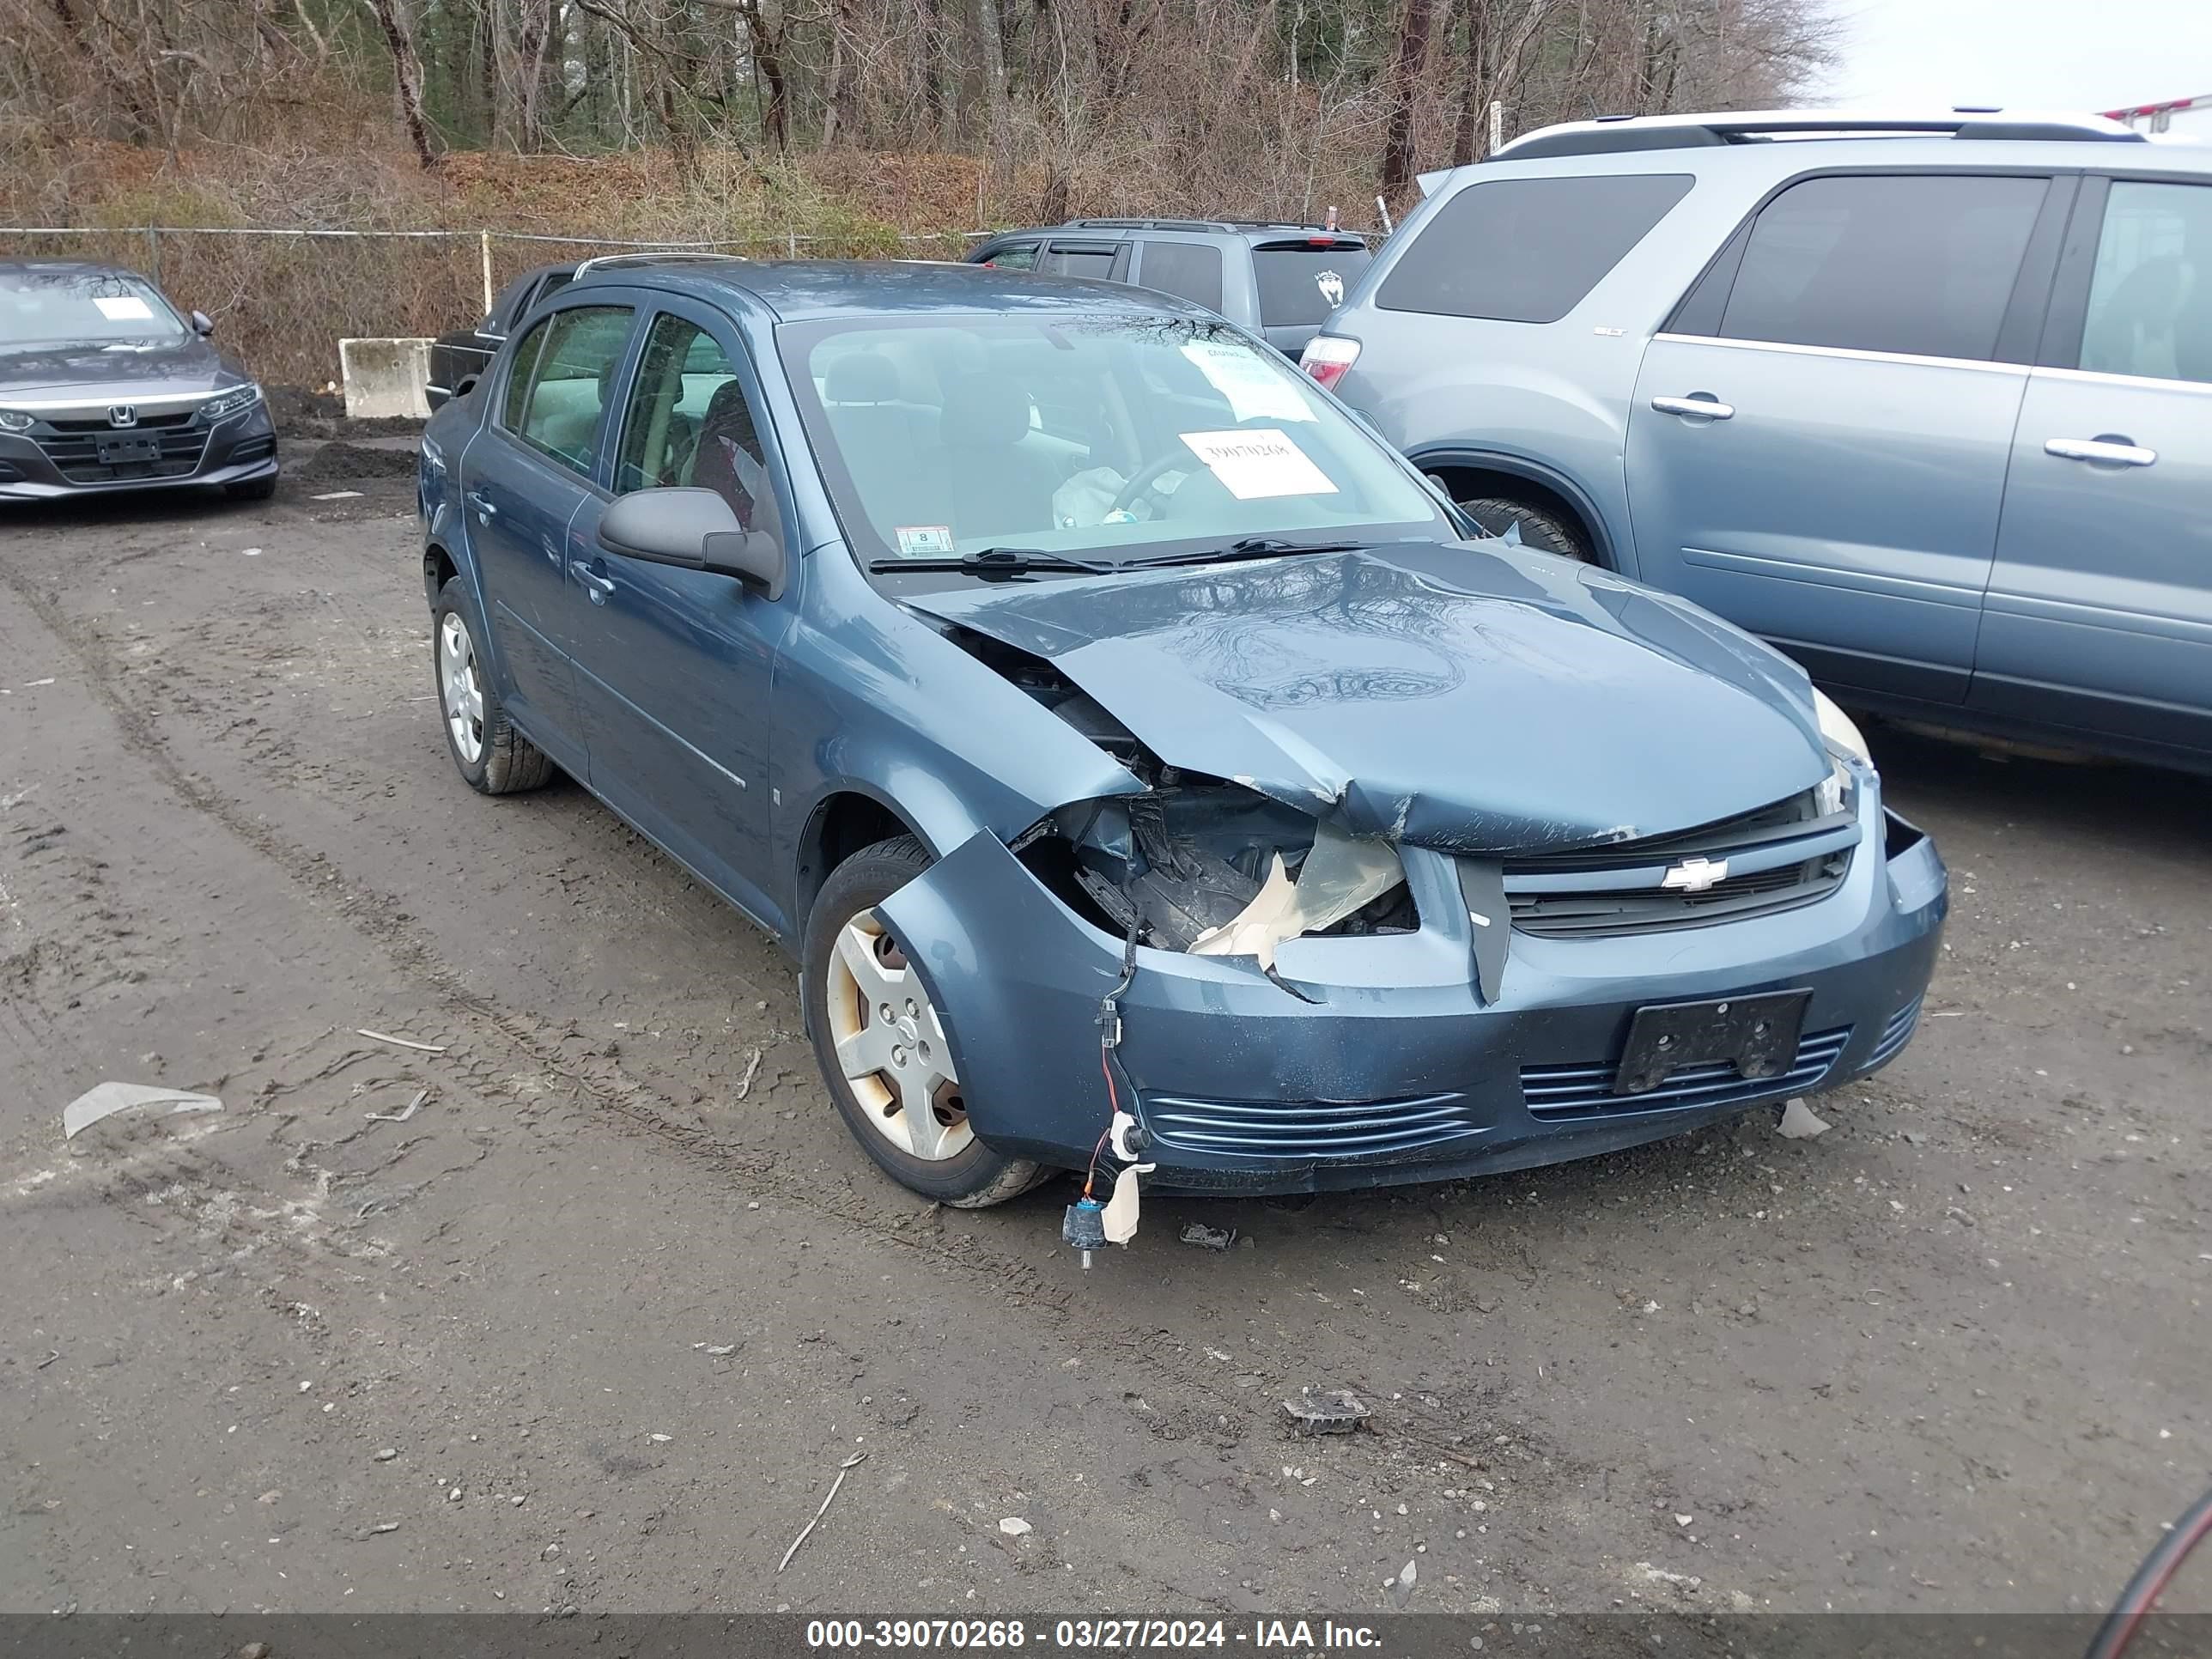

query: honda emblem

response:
[107,405,138,428]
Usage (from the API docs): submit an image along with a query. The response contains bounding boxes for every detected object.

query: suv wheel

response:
[802,836,1047,1207]
[1457,496,1592,563]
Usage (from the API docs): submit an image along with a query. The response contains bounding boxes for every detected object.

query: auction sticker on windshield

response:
[1179,429,1339,500]
[93,295,155,322]
[1179,339,1312,422]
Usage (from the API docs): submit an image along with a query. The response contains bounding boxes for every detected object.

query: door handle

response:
[1650,394,1734,420]
[465,489,497,521]
[2045,436,2156,468]
[569,559,617,603]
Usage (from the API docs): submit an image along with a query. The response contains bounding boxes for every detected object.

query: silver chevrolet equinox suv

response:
[1304,110,2212,775]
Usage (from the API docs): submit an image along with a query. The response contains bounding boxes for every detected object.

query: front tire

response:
[432,577,554,795]
[1456,495,1592,562]
[801,836,1046,1207]
[225,473,279,502]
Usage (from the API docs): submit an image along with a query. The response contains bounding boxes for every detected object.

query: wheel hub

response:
[822,911,970,1162]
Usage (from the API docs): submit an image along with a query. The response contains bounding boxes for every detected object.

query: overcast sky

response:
[1820,0,2212,113]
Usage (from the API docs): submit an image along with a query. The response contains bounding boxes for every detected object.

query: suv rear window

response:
[1254,243,1371,325]
[1376,174,1692,323]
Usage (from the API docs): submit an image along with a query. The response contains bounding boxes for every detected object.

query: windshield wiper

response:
[1122,536,1373,571]
[866,546,1118,577]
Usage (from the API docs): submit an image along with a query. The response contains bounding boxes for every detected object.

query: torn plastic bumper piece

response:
[877,786,1945,1194]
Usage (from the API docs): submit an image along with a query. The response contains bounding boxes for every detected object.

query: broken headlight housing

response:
[1025,776,1413,969]
[1813,688,1869,817]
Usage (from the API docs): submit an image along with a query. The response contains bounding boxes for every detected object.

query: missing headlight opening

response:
[1020,782,1413,963]
[946,618,1414,963]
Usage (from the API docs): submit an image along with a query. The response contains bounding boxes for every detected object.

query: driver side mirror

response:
[190,310,215,337]
[599,487,786,599]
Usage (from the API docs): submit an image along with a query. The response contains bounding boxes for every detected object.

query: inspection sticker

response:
[93,295,155,323]
[894,524,956,556]
[1178,429,1339,500]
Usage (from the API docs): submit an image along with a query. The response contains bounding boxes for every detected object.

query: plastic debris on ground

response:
[1282,1386,1371,1436]
[1775,1097,1832,1139]
[998,1517,1032,1536]
[62,1081,224,1140]
[1179,1221,1237,1252]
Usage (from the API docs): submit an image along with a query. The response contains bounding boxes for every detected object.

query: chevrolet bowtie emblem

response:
[1661,856,1729,893]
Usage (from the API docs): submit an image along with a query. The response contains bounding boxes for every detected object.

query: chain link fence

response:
[0,226,988,391]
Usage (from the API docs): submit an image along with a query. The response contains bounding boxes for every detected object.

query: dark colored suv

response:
[968,219,1370,356]
[427,262,576,411]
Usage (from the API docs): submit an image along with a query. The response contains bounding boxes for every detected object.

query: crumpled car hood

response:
[904,541,1831,854]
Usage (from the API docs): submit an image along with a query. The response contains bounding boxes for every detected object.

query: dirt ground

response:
[2,447,2206,1620]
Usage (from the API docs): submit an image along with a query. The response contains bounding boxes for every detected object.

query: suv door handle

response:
[569,559,617,602]
[465,490,497,521]
[2045,437,2156,468]
[1650,394,1734,420]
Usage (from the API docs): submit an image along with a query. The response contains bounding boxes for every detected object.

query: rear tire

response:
[1457,495,1592,562]
[432,577,554,795]
[802,835,1047,1207]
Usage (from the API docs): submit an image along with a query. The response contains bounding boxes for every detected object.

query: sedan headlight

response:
[0,410,33,434]
[198,384,263,423]
[1813,688,1870,817]
[1814,688,1869,763]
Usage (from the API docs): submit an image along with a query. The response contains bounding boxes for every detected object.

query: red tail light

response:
[1298,334,1360,392]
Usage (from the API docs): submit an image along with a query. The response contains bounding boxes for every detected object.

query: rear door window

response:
[982,240,1040,270]
[1717,173,2046,362]
[2077,179,2212,384]
[1376,175,1692,323]
[1254,242,1371,325]
[1136,240,1226,312]
[509,304,634,479]
[1044,242,1121,280]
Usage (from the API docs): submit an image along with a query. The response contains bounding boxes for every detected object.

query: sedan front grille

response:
[1141,1091,1483,1160]
[43,410,196,433]
[1522,1024,1851,1119]
[1504,790,1856,939]
[35,427,211,484]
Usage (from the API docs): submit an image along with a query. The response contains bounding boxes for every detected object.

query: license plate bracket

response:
[1613,989,1810,1096]
[95,435,162,465]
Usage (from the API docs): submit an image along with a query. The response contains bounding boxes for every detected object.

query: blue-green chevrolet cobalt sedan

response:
[416,255,1946,1206]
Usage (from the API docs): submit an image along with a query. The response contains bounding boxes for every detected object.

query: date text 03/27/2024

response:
[803,1620,1383,1650]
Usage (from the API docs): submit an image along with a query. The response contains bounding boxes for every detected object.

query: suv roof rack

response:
[1492,108,2148,161]
[1061,217,1364,236]
[573,249,751,278]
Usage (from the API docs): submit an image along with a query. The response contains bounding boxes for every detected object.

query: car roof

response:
[569,257,1221,323]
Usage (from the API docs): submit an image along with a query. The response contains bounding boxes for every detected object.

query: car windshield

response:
[781,313,1447,567]
[0,269,188,346]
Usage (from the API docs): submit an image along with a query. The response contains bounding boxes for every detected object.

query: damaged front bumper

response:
[878,785,1946,1194]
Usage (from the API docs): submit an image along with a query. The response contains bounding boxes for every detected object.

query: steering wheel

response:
[1107,446,1199,516]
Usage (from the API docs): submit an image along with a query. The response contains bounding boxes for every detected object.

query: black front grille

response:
[1504,790,1856,939]
[35,427,211,484]
[1142,1091,1482,1160]
[44,410,195,433]
[1522,1024,1852,1119]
